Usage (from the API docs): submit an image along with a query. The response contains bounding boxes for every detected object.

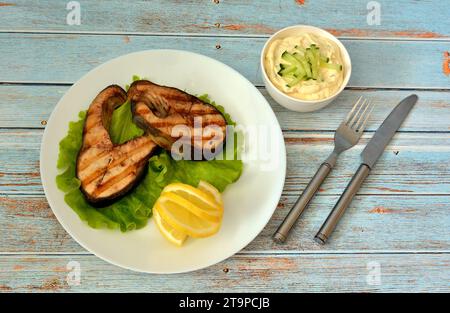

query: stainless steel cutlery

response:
[274,94,418,245]
[315,94,418,244]
[274,96,374,243]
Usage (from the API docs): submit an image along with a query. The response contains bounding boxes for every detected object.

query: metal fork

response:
[273,97,374,243]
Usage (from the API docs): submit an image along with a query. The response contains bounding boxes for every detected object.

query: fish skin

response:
[127,80,227,159]
[76,85,157,206]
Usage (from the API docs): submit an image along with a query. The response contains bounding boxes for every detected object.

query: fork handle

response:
[273,162,332,243]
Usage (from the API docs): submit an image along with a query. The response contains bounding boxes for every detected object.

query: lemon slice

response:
[198,181,223,207]
[153,181,224,243]
[153,208,187,246]
[154,197,220,238]
[161,182,223,222]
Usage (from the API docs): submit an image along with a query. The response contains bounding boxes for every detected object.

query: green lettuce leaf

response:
[109,100,144,144]
[55,86,243,232]
[56,111,85,193]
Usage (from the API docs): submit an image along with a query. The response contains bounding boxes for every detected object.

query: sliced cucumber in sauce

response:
[281,51,301,66]
[320,62,343,71]
[293,53,311,78]
[277,45,342,88]
[278,64,297,76]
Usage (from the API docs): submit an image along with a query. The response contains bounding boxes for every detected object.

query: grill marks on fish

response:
[76,85,157,205]
[76,80,229,205]
[127,80,227,157]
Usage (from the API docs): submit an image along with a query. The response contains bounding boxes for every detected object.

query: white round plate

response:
[40,50,286,274]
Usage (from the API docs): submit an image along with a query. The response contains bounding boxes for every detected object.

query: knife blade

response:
[314,94,418,244]
[361,94,418,169]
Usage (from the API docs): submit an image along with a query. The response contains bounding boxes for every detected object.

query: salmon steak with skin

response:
[127,80,227,159]
[76,85,157,205]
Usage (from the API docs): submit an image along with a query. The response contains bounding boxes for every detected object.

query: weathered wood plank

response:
[283,132,450,196]
[0,1,448,39]
[0,130,41,194]
[1,86,449,132]
[0,254,448,292]
[1,194,449,253]
[0,34,449,88]
[0,85,66,128]
[0,130,448,195]
[250,195,450,252]
[0,195,77,252]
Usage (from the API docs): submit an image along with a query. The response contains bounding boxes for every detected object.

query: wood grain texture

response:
[0,129,449,253]
[0,1,449,39]
[0,254,448,292]
[1,0,449,292]
[0,86,449,131]
[1,194,449,253]
[0,34,449,88]
[1,130,448,195]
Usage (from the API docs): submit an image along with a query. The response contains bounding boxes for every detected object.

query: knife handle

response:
[273,162,332,243]
[314,164,371,244]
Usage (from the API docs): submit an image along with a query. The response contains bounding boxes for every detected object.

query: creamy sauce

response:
[264,33,344,100]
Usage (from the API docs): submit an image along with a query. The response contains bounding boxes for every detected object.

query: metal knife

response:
[314,94,418,244]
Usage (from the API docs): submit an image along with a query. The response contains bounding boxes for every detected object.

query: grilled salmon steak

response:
[76,85,157,205]
[127,80,227,159]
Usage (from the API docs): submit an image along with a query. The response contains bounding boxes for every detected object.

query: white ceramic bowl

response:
[261,25,352,112]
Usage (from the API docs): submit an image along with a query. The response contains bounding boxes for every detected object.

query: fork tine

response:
[356,100,374,132]
[345,96,362,124]
[348,98,367,127]
[352,99,371,129]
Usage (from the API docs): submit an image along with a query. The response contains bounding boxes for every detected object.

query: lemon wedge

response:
[153,207,187,246]
[154,196,220,238]
[198,180,223,207]
[153,181,224,243]
[161,182,223,222]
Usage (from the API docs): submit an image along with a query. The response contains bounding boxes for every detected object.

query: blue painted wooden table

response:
[0,1,449,292]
